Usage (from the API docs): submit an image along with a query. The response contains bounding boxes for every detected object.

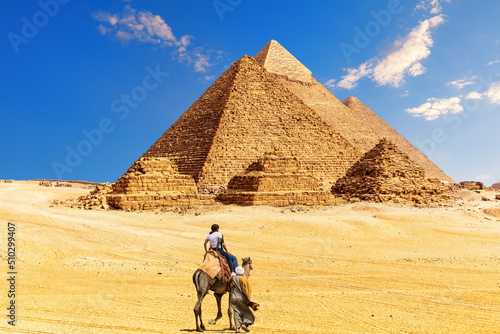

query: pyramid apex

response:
[255,40,313,84]
[343,96,362,104]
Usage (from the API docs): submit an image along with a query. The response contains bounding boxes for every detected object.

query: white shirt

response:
[206,232,222,249]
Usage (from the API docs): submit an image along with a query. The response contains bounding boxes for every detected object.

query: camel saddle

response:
[198,250,231,284]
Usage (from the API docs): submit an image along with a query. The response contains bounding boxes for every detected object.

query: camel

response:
[192,256,253,332]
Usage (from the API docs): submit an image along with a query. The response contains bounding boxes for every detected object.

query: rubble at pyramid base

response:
[334,177,451,205]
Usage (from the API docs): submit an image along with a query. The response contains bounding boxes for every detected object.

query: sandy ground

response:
[1,181,500,333]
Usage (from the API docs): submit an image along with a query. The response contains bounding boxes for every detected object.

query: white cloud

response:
[324,79,336,89]
[406,96,463,121]
[193,53,210,73]
[372,15,444,87]
[475,174,491,181]
[447,77,477,89]
[484,81,500,104]
[486,60,500,66]
[92,6,223,74]
[465,91,483,100]
[337,61,373,89]
[337,15,444,89]
[416,0,451,14]
[93,6,189,50]
[97,24,109,35]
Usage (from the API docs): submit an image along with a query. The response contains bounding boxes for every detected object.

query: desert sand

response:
[1,181,499,333]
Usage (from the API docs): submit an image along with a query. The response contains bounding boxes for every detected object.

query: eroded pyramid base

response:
[107,157,213,211]
[218,152,339,206]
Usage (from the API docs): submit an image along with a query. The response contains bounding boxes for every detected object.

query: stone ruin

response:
[459,181,485,191]
[332,138,452,205]
[217,151,338,206]
[52,183,113,210]
[106,157,213,211]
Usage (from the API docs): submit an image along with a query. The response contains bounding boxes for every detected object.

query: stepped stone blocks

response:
[143,55,361,189]
[255,40,380,153]
[343,97,454,183]
[332,139,452,205]
[107,157,213,211]
[218,152,339,206]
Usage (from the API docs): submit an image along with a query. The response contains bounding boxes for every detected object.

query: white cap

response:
[235,266,245,275]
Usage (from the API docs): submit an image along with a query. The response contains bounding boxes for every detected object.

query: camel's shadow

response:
[180,329,233,333]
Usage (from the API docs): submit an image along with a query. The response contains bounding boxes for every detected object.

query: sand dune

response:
[1,182,499,333]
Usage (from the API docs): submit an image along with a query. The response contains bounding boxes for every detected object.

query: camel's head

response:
[241,257,253,276]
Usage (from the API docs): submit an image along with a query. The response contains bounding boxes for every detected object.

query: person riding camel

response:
[204,224,238,274]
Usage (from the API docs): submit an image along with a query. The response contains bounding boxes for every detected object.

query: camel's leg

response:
[228,302,235,330]
[194,290,208,332]
[193,271,209,332]
[208,293,224,325]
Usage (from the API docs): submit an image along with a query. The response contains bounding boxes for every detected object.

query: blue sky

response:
[1,0,499,185]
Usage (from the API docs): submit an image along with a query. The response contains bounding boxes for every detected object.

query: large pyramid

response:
[343,97,453,183]
[142,55,361,189]
[332,138,451,205]
[255,40,453,183]
[255,40,379,152]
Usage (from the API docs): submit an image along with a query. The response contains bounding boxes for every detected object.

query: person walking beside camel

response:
[204,224,238,273]
[229,266,258,332]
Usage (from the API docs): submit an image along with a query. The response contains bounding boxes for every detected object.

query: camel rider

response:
[204,224,238,274]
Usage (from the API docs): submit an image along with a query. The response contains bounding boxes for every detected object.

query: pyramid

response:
[332,138,451,205]
[107,157,213,211]
[343,97,454,183]
[218,151,338,206]
[255,40,380,152]
[142,55,362,189]
[255,40,453,183]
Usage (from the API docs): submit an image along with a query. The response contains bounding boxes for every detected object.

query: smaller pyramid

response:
[218,152,338,206]
[107,157,213,211]
[343,97,454,183]
[332,139,451,205]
